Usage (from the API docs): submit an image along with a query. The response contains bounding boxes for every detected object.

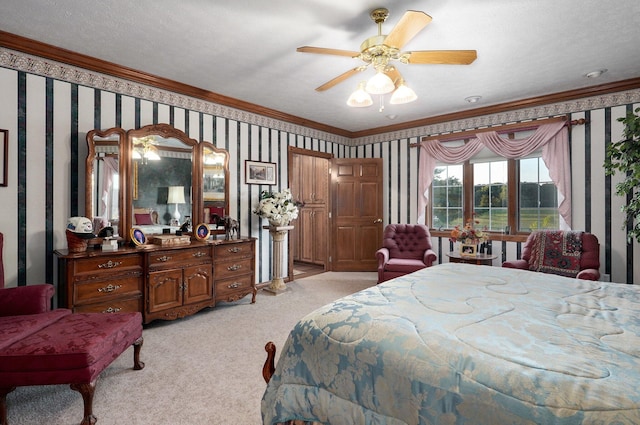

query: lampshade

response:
[346,82,373,107]
[167,186,186,204]
[365,70,395,95]
[389,80,418,104]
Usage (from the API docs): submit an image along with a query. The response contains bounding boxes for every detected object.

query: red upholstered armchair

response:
[0,232,54,315]
[376,224,437,283]
[502,230,600,281]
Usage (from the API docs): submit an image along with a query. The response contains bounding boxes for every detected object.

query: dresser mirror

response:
[85,127,127,236]
[85,124,230,243]
[200,141,229,233]
[126,124,198,237]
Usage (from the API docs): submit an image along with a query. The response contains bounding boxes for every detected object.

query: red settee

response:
[0,233,144,425]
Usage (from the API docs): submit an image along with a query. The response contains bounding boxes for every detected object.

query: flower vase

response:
[268,219,290,228]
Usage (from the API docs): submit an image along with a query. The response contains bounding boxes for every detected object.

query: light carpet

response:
[6,272,377,425]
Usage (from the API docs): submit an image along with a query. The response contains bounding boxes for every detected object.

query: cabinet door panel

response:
[313,207,327,265]
[299,209,315,263]
[148,269,183,313]
[183,264,213,305]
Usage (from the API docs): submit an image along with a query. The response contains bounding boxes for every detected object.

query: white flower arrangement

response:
[253,189,300,226]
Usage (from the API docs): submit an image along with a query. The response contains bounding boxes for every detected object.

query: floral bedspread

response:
[262,263,640,424]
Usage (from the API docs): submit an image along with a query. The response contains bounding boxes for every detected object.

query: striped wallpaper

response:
[0,65,638,294]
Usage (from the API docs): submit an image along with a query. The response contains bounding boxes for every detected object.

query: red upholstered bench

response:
[0,310,144,425]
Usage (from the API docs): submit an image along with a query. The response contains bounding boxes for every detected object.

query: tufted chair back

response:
[383,224,432,260]
[376,224,437,283]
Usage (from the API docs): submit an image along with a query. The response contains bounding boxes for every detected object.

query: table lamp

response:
[167,186,186,224]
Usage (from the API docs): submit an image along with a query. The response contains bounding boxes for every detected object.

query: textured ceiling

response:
[1,0,638,133]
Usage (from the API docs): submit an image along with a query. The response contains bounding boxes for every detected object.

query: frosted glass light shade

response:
[346,82,373,107]
[365,71,395,94]
[389,82,418,104]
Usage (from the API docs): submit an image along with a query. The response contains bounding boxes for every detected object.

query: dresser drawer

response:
[73,274,143,305]
[214,258,253,279]
[148,247,211,267]
[72,296,142,314]
[214,241,254,260]
[72,254,142,276]
[215,274,254,301]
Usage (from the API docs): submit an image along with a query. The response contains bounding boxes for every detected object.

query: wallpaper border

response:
[2,47,639,147]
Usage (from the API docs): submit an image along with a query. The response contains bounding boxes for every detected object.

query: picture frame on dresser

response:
[245,160,277,185]
[0,129,7,187]
[130,227,146,246]
[194,223,210,241]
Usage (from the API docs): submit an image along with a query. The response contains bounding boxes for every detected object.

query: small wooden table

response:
[447,251,498,266]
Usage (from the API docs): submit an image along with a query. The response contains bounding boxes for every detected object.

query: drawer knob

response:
[156,255,172,262]
[228,282,240,289]
[98,284,122,293]
[102,306,122,313]
[227,264,242,271]
[192,251,206,258]
[228,247,242,253]
[98,260,123,269]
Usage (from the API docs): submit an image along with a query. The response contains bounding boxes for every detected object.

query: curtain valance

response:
[418,121,571,228]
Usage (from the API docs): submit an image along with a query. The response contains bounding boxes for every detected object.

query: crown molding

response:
[1,30,639,147]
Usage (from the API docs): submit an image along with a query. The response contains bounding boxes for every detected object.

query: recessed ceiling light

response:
[585,69,607,78]
[465,96,482,104]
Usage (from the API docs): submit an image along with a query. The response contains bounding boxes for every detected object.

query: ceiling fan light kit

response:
[365,70,395,94]
[390,80,418,105]
[298,7,477,110]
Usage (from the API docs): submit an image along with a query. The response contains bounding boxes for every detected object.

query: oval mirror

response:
[85,127,126,237]
[200,141,229,235]
[126,124,197,239]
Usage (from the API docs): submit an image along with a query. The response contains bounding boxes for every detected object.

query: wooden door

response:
[330,158,383,271]
[288,147,331,269]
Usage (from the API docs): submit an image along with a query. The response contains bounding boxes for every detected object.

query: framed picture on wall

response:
[245,160,277,185]
[0,129,7,187]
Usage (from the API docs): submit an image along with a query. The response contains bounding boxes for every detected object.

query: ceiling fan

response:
[297,8,477,96]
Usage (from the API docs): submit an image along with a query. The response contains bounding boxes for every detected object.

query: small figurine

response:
[223,216,239,240]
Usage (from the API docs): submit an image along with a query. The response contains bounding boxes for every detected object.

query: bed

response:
[261,263,640,424]
[132,208,179,235]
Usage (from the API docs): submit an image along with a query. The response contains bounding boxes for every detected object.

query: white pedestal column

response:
[264,225,294,295]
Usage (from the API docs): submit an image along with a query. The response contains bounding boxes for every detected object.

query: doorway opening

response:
[292,261,325,279]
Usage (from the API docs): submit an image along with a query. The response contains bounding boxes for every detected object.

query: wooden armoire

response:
[289,148,331,267]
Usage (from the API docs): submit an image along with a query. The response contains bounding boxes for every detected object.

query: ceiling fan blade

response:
[408,50,477,65]
[315,67,364,91]
[383,10,432,50]
[385,67,403,86]
[297,46,360,58]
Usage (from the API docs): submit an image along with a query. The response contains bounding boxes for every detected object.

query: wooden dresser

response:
[55,237,256,324]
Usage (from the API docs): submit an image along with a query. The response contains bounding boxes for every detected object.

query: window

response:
[431,155,558,233]
[473,160,508,231]
[519,157,558,231]
[432,164,463,229]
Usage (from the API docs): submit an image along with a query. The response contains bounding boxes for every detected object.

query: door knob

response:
[373,218,383,223]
